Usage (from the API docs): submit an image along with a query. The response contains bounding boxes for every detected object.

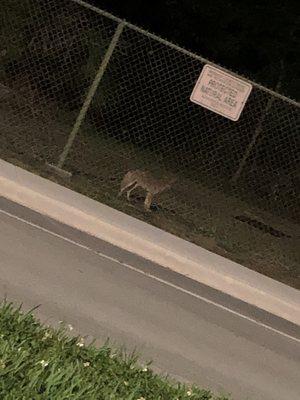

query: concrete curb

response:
[0,159,299,325]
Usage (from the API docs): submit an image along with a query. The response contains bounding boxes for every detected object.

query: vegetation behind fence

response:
[0,0,299,288]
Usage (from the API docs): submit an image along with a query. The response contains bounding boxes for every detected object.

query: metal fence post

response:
[48,20,125,177]
[230,91,278,184]
[231,63,284,184]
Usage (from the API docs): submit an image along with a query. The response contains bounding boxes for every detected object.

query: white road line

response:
[1,207,299,344]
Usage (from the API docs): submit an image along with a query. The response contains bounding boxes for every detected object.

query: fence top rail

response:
[71,0,300,109]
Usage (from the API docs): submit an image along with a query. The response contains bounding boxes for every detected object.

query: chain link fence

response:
[1,0,299,287]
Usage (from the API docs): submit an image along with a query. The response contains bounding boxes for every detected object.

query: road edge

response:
[0,158,299,325]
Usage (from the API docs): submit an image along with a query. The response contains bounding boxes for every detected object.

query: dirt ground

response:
[1,101,299,289]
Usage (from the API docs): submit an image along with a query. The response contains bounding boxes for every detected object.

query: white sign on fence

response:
[190,64,252,121]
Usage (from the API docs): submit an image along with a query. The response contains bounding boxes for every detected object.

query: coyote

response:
[118,170,176,211]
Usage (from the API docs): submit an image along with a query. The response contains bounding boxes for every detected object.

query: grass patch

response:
[0,301,229,400]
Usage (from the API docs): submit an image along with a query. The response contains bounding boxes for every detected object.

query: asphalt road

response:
[0,196,299,400]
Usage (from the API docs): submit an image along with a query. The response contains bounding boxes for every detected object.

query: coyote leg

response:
[118,180,136,198]
[144,192,153,211]
[126,183,138,201]
[117,185,127,197]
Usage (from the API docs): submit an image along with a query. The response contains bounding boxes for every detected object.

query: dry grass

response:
[0,103,299,289]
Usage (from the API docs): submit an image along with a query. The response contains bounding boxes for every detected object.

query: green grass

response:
[0,302,230,400]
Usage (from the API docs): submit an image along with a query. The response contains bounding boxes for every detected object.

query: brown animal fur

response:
[118,169,175,211]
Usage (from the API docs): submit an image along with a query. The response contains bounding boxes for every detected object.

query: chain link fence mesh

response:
[1,0,299,287]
